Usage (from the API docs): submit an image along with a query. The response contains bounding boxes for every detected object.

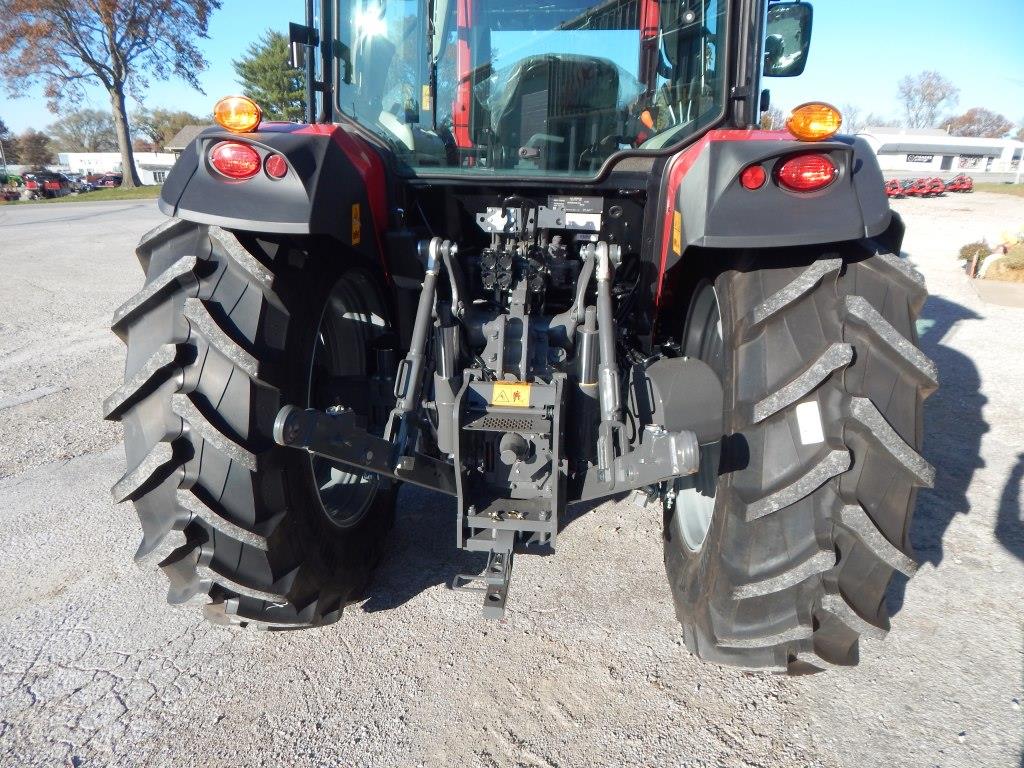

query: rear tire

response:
[664,243,936,671]
[106,219,396,628]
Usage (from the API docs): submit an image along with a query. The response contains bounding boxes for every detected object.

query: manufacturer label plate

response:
[490,382,532,408]
[548,195,603,232]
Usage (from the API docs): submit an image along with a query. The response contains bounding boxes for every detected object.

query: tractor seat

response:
[489,54,622,173]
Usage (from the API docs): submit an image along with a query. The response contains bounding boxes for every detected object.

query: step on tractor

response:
[107,0,937,673]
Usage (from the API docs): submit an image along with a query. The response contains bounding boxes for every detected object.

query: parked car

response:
[23,172,72,199]
[96,173,123,188]
[65,173,94,193]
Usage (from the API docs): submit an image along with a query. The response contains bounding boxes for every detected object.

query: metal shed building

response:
[858,127,1023,175]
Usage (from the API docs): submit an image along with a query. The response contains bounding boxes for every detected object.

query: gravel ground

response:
[0,195,1021,767]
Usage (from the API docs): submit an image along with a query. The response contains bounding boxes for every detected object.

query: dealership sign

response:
[906,154,934,163]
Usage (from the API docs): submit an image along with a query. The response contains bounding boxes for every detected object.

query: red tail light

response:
[264,153,289,179]
[776,153,838,192]
[739,164,767,190]
[209,141,262,180]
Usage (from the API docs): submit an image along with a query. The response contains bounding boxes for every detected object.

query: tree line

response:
[0,108,208,170]
[4,1,1019,181]
[763,70,1024,141]
[0,0,302,186]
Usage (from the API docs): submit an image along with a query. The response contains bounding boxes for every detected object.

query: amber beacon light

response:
[214,96,263,133]
[786,102,843,142]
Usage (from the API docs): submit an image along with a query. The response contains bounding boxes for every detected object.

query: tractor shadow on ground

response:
[995,452,1024,562]
[359,488,629,614]
[888,293,989,616]
[359,484,486,613]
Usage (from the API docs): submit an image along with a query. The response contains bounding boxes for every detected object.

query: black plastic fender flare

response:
[653,131,896,303]
[159,123,389,266]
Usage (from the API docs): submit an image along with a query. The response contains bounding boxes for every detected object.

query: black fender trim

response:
[159,124,388,266]
[675,137,884,256]
[657,133,894,284]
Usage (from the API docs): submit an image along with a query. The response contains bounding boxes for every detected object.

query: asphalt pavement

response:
[0,196,1022,767]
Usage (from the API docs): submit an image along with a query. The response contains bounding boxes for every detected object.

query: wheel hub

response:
[307,273,390,529]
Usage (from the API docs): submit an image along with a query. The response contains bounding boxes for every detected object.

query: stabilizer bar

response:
[273,405,458,496]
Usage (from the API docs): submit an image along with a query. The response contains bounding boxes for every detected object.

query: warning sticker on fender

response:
[351,203,361,246]
[491,382,531,408]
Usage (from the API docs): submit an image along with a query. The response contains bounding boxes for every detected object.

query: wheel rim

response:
[670,281,724,552]
[307,272,389,529]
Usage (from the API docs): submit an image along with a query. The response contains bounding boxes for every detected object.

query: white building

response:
[857,127,1024,175]
[57,152,177,185]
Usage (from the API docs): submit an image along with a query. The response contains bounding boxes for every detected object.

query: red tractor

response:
[107,0,935,673]
[902,177,931,197]
[946,173,973,193]
[884,178,903,198]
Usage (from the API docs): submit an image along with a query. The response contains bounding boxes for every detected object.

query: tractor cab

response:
[330,0,730,177]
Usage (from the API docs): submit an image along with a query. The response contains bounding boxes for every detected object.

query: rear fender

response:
[160,123,389,267]
[655,130,893,304]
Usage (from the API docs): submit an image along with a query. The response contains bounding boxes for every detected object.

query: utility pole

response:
[0,138,7,179]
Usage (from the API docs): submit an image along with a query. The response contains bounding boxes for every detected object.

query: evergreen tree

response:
[233,31,306,122]
[0,117,19,166]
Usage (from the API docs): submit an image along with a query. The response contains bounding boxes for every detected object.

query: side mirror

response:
[289,22,319,69]
[764,2,813,77]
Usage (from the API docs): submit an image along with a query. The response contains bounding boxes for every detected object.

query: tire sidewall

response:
[663,270,740,647]
[264,242,397,599]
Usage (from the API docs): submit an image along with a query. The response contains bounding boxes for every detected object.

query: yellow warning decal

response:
[491,381,531,408]
[351,202,362,246]
[421,84,432,112]
[671,210,682,255]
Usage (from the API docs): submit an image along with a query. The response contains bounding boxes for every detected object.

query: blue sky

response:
[768,0,1024,125]
[3,0,1023,133]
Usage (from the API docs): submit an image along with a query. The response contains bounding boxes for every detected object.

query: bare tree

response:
[897,71,959,129]
[132,107,206,150]
[759,104,785,130]
[863,113,902,129]
[1015,117,1024,142]
[840,103,863,135]
[17,129,55,169]
[48,108,118,152]
[941,108,1014,138]
[0,1,221,187]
